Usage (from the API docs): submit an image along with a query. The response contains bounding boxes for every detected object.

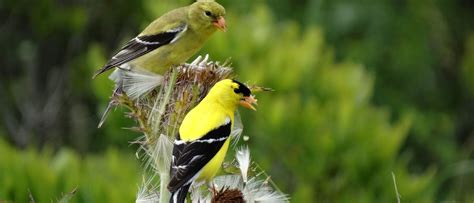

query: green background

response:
[1,0,473,202]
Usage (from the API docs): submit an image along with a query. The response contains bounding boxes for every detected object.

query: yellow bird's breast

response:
[179,104,234,141]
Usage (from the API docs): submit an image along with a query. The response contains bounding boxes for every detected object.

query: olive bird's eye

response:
[205,11,212,17]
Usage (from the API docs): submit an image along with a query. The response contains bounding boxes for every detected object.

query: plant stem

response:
[156,69,178,203]
[392,172,401,203]
[151,68,178,136]
[160,172,171,203]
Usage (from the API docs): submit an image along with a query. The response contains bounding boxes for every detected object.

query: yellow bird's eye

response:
[205,11,212,17]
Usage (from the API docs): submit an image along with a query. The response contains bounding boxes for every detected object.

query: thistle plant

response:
[103,55,288,202]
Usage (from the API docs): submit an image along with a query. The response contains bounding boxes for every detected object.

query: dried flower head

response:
[211,187,245,203]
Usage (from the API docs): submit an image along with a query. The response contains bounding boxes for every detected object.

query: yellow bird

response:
[168,79,257,203]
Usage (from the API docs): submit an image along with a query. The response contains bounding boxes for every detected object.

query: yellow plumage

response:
[168,79,257,203]
[179,82,239,141]
[178,81,239,181]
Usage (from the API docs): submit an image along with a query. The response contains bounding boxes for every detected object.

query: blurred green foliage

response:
[0,139,140,202]
[1,0,473,202]
[206,6,435,202]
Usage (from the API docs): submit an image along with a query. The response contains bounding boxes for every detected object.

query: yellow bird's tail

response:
[170,183,191,203]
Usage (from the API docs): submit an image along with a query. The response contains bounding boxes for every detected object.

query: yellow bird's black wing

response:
[167,121,231,201]
[93,24,186,78]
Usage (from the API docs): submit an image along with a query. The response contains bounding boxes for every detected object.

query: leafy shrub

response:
[0,139,140,203]
[202,5,438,202]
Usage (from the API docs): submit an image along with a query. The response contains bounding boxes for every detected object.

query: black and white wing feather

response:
[93,24,187,78]
[167,120,231,201]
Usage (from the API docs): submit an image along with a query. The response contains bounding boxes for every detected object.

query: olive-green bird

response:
[93,0,226,99]
[94,0,226,127]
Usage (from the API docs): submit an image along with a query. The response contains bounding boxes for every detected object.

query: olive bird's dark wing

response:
[93,24,187,78]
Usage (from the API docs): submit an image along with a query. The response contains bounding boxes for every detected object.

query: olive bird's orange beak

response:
[213,16,227,32]
[239,95,257,111]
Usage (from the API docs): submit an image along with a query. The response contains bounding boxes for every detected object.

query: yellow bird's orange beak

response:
[213,16,227,32]
[239,95,257,111]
